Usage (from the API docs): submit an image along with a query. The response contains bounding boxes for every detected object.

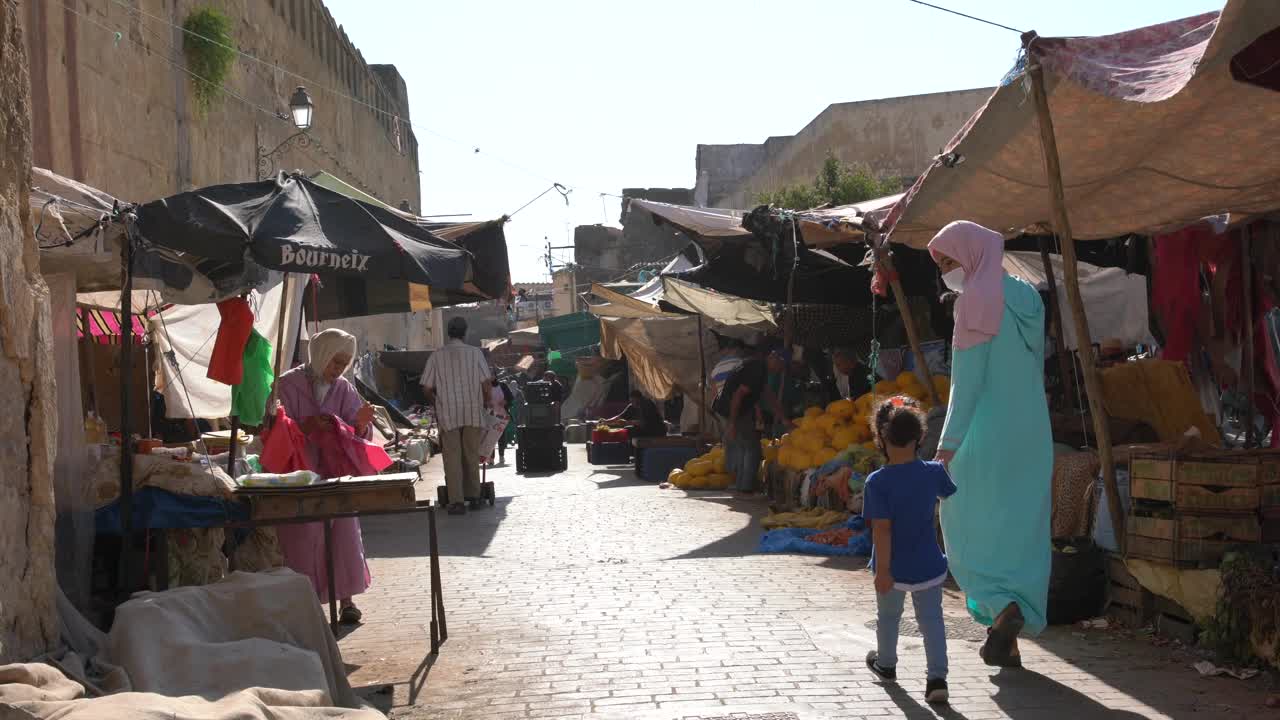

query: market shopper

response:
[863,397,956,705]
[605,389,667,438]
[832,348,872,401]
[929,220,1053,668]
[491,374,515,465]
[274,328,376,624]
[720,344,791,494]
[421,317,492,515]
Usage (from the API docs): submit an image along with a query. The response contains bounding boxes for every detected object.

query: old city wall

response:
[1,0,58,663]
[21,0,427,353]
[711,88,993,209]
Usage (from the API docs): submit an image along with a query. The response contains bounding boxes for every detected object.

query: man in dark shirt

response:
[833,348,872,401]
[541,371,566,403]
[608,390,667,438]
[722,346,791,494]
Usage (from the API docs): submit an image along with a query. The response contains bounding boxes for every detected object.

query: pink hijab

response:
[928,221,1005,350]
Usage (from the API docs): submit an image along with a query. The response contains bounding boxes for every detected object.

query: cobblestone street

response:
[339,447,1271,719]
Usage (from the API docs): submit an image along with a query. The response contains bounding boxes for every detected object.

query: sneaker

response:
[865,651,897,682]
[447,502,467,516]
[925,678,949,705]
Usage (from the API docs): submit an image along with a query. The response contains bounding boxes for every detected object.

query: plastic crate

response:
[523,381,560,404]
[523,402,561,427]
[587,441,631,465]
[635,446,701,482]
[517,446,566,474]
[517,424,565,449]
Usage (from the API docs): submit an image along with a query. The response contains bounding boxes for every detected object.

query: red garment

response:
[315,414,393,477]
[1153,225,1211,362]
[207,297,254,385]
[260,406,311,473]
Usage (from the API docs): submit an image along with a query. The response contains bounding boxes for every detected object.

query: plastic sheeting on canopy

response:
[1003,251,1154,351]
[883,1,1280,247]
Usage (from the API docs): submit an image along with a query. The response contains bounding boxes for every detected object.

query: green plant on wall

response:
[182,7,236,114]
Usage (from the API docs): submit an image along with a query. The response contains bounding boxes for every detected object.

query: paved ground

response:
[338,446,1274,719]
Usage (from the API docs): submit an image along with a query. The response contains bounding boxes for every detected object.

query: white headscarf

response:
[308,328,357,377]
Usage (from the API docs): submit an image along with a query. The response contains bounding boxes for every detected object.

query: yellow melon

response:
[826,398,855,417]
[804,406,823,419]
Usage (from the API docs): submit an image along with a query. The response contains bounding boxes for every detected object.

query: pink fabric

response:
[315,414,393,478]
[260,406,311,473]
[272,366,373,603]
[928,221,1005,351]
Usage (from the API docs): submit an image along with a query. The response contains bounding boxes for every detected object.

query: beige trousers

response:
[441,425,482,502]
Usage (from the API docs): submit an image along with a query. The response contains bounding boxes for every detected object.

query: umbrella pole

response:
[1025,31,1125,547]
[265,273,292,423]
[1039,235,1076,412]
[869,235,941,406]
[118,228,136,593]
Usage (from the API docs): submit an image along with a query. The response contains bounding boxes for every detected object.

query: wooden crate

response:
[1127,509,1260,567]
[1128,452,1261,513]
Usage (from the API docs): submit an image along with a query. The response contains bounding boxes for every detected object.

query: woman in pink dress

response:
[273,329,376,623]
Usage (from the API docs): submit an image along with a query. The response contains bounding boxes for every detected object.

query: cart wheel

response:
[436,485,449,507]
[483,481,496,506]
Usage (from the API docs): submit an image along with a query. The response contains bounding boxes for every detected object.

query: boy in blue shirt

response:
[862,396,957,705]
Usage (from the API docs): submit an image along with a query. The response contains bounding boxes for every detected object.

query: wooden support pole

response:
[118,230,136,592]
[1039,235,1076,411]
[1242,228,1256,448]
[264,273,292,425]
[1024,32,1125,547]
[697,313,708,435]
[869,235,942,406]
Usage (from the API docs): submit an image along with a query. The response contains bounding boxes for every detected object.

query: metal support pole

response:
[1242,228,1256,448]
[697,314,708,435]
[1024,31,1125,547]
[118,228,136,592]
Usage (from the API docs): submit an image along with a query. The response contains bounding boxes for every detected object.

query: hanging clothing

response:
[271,367,374,603]
[939,274,1053,636]
[207,297,254,385]
[260,406,311,473]
[230,330,274,426]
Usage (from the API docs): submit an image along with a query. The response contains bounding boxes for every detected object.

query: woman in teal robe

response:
[930,221,1053,668]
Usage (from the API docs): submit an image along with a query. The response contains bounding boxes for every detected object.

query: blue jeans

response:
[876,584,948,681]
[725,414,761,492]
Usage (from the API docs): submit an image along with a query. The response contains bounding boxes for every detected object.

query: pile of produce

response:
[668,445,734,490]
[773,372,949,472]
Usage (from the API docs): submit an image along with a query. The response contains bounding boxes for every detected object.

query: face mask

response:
[942,267,966,292]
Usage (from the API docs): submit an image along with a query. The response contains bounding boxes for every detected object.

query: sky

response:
[323,0,1223,282]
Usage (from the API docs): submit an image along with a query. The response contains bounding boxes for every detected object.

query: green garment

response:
[231,330,275,426]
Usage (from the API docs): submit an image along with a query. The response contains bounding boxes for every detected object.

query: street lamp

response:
[258,86,317,180]
[288,86,313,131]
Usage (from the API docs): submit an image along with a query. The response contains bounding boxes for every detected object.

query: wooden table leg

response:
[428,504,446,653]
[324,519,338,632]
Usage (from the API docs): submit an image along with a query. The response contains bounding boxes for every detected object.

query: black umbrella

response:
[133,173,474,291]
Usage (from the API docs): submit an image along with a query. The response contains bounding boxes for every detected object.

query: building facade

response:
[698,88,993,209]
[20,0,426,354]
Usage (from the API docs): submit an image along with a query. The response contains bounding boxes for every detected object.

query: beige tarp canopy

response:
[598,315,717,402]
[883,0,1280,247]
[661,277,775,330]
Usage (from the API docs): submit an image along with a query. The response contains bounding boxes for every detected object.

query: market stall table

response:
[227,473,448,651]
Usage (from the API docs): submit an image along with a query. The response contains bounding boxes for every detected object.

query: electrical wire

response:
[902,0,1025,34]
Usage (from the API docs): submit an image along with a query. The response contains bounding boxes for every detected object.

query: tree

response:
[757,154,902,210]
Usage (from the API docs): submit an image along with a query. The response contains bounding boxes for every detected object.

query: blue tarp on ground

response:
[757,515,871,557]
[96,487,250,534]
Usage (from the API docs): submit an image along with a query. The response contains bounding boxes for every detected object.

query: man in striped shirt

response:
[421,317,492,515]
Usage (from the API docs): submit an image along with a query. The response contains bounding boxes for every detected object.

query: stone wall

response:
[699,88,993,208]
[0,0,58,662]
[20,0,428,354]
